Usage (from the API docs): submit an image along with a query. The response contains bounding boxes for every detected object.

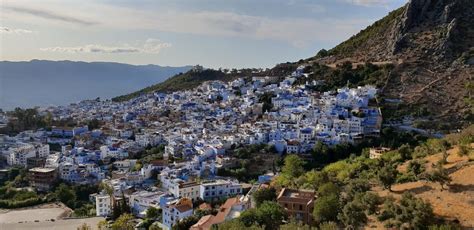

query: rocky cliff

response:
[314,0,474,128]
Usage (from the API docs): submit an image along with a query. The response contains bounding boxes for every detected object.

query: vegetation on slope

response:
[297,61,394,91]
[316,7,405,58]
[113,63,299,102]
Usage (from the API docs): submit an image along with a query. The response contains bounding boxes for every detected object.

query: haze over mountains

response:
[0,60,191,110]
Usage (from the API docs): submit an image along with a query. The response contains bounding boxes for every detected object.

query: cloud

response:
[4,6,97,26]
[2,0,373,47]
[344,0,389,7]
[0,26,33,34]
[40,39,171,54]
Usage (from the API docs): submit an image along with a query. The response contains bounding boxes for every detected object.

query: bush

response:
[379,193,434,228]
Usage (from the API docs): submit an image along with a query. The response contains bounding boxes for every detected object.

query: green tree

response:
[427,163,451,190]
[146,206,160,220]
[407,160,425,177]
[55,184,76,208]
[302,170,329,190]
[252,187,277,207]
[217,219,263,230]
[398,144,412,161]
[282,155,305,179]
[172,216,199,230]
[111,213,134,230]
[338,200,367,229]
[255,201,287,230]
[379,193,434,229]
[354,192,382,215]
[457,144,470,157]
[239,208,258,227]
[313,194,340,224]
[378,165,397,191]
[317,182,340,197]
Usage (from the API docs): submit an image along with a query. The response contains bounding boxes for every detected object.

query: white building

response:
[170,181,201,202]
[162,198,193,230]
[95,193,111,217]
[199,180,242,201]
[6,144,36,166]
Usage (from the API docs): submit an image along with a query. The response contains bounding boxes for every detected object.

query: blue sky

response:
[1,0,407,68]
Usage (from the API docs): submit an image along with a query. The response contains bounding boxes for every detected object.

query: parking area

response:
[0,205,104,230]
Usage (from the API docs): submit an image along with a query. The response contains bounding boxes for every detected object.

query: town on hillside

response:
[0,65,384,229]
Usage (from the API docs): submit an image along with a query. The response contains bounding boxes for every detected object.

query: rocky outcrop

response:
[314,0,474,127]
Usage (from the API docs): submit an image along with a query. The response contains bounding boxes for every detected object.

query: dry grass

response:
[370,145,474,229]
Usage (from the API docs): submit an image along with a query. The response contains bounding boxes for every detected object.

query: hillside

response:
[310,0,474,128]
[113,62,299,102]
[0,60,191,110]
[370,145,474,228]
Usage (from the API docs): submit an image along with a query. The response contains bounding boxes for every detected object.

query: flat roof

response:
[29,167,56,173]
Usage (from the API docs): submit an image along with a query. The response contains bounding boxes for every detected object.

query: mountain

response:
[308,0,474,128]
[0,60,191,110]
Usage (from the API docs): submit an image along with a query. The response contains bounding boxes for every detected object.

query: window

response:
[299,204,303,210]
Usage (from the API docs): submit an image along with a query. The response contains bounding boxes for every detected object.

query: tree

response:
[317,182,340,197]
[344,178,371,200]
[218,219,263,230]
[407,160,424,177]
[111,213,134,230]
[240,208,258,227]
[398,144,412,161]
[313,194,340,224]
[379,193,434,229]
[378,165,397,191]
[457,144,470,157]
[100,182,114,211]
[354,192,382,215]
[97,220,108,230]
[255,201,287,230]
[338,200,367,229]
[252,187,277,207]
[427,163,451,190]
[302,170,329,190]
[146,206,160,220]
[172,216,199,230]
[55,184,76,208]
[282,155,305,179]
[316,49,329,58]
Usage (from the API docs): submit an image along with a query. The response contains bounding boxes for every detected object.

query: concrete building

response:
[95,193,112,217]
[199,180,242,201]
[171,181,201,202]
[28,167,58,191]
[277,188,315,225]
[162,198,193,230]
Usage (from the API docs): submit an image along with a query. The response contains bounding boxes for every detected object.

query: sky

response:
[0,0,407,69]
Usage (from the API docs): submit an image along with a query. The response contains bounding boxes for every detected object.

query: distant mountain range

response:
[0,60,191,110]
